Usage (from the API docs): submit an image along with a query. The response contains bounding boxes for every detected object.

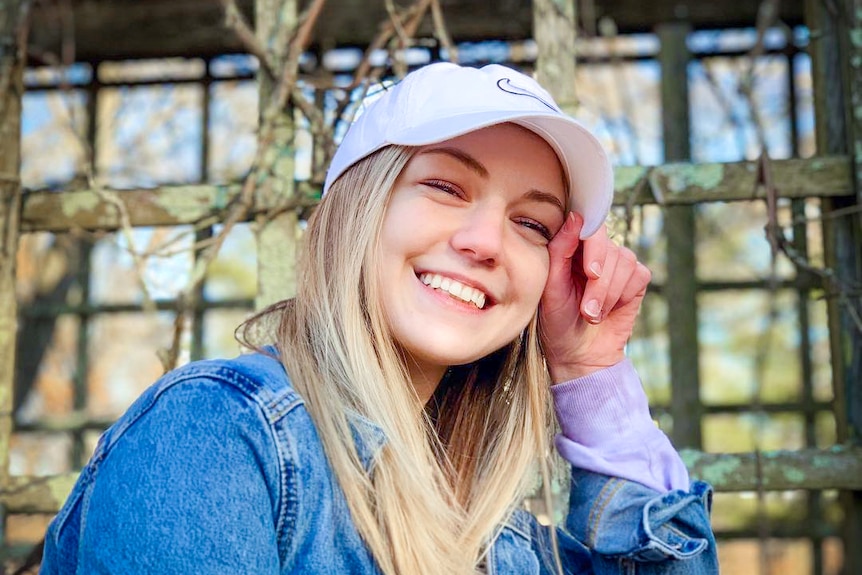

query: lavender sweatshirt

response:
[551,359,689,493]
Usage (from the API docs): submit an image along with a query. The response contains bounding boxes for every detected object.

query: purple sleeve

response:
[551,359,690,492]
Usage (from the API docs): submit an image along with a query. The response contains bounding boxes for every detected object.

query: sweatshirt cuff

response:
[550,359,690,492]
[551,359,653,446]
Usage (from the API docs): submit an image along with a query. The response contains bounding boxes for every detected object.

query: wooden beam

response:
[533,0,577,112]
[253,0,299,310]
[19,156,853,232]
[837,0,862,452]
[0,0,24,492]
[0,473,79,514]
[27,1,807,64]
[682,446,862,492]
[614,156,853,204]
[588,0,804,33]
[21,184,248,232]
[659,22,701,450]
[4,446,859,513]
[806,1,862,570]
[0,0,24,551]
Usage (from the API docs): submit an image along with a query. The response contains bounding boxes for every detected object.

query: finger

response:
[580,246,619,323]
[544,212,582,301]
[547,212,582,261]
[616,261,652,309]
[599,246,639,315]
[580,223,609,280]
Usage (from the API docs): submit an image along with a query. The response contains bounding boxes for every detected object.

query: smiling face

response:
[377,123,567,395]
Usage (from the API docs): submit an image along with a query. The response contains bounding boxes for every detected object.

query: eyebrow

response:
[420,146,566,213]
[524,189,566,214]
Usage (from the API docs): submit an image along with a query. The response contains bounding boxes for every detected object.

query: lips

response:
[418,272,488,309]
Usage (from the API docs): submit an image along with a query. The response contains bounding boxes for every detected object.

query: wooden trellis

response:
[2,0,861,572]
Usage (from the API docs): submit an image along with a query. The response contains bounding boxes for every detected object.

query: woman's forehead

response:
[411,125,567,204]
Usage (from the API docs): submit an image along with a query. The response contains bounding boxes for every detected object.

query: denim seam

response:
[153,361,298,409]
[274,420,299,567]
[75,468,97,575]
[504,509,533,541]
[587,477,625,547]
[202,366,301,417]
[195,365,302,568]
[487,543,496,575]
[268,393,305,422]
[96,367,270,452]
[505,524,532,541]
[663,522,688,540]
[50,463,91,544]
[100,366,297,568]
[623,538,708,561]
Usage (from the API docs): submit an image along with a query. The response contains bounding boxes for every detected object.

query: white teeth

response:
[474,292,485,308]
[417,273,488,309]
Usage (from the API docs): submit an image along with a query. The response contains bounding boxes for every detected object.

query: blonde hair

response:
[242,146,557,574]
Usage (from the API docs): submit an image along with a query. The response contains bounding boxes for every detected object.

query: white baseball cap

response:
[324,62,614,238]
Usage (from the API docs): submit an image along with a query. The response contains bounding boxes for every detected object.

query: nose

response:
[449,204,505,265]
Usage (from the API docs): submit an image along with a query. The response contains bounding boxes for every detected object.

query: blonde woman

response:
[41,63,717,574]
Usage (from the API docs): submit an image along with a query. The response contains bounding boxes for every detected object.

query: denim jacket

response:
[41,351,718,574]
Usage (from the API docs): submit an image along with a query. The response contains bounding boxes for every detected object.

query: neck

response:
[404,359,448,405]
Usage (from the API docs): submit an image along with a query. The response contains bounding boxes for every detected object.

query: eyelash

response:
[424,179,553,241]
[424,179,463,198]
[515,218,552,240]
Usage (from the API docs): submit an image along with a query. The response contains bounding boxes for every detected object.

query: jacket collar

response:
[347,411,388,472]
[266,344,389,472]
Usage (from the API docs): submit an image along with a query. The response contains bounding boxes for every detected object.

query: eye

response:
[423,179,465,199]
[514,217,552,241]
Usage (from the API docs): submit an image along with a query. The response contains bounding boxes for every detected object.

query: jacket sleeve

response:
[42,376,282,574]
[528,361,718,574]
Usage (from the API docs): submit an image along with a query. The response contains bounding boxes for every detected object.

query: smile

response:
[418,273,487,309]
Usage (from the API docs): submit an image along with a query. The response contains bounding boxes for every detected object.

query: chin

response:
[409,336,510,368]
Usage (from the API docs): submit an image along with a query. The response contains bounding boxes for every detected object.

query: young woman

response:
[41,63,717,574]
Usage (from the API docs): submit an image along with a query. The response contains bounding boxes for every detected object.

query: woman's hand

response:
[539,212,651,383]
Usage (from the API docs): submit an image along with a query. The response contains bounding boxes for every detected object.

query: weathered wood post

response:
[0,0,24,547]
[806,0,862,571]
[531,0,578,520]
[657,22,703,449]
[255,0,298,309]
[532,0,577,114]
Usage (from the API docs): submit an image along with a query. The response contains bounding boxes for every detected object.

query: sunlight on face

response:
[376,123,566,389]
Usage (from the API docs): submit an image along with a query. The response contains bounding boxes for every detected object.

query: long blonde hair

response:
[242,146,556,574]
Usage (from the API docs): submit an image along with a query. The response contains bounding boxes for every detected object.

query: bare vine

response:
[27,0,459,375]
[156,0,456,371]
[154,0,330,370]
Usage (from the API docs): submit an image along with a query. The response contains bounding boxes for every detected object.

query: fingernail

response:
[584,299,601,319]
[589,261,602,278]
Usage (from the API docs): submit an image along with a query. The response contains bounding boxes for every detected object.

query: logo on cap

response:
[496,78,559,112]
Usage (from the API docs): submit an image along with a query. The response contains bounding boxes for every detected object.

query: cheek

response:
[514,250,551,309]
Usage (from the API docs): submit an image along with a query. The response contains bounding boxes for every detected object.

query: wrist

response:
[548,356,625,384]
[549,364,600,383]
